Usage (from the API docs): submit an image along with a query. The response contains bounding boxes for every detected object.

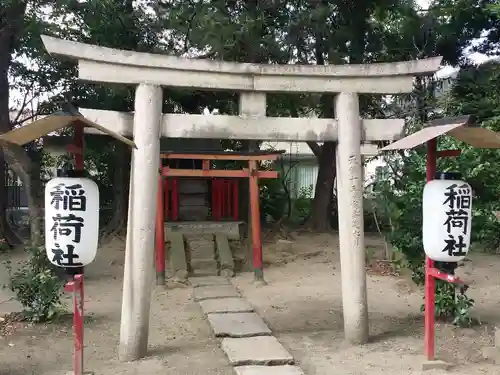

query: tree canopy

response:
[0,0,498,239]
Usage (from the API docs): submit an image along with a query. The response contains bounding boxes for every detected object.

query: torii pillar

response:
[119,84,162,360]
[336,92,368,343]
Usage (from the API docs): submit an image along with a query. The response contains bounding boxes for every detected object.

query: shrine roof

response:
[0,110,136,148]
[381,115,500,151]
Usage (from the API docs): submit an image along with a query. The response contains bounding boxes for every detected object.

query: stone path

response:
[190,276,305,375]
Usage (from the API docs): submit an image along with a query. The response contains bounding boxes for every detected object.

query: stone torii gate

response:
[40,35,442,361]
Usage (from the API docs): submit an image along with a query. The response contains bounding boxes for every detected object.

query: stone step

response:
[188,242,214,252]
[215,234,234,277]
[207,312,271,338]
[189,276,230,288]
[189,257,218,277]
[188,245,215,252]
[191,268,218,277]
[234,366,305,375]
[193,285,240,302]
[168,232,188,281]
[199,297,254,314]
[188,239,214,249]
[221,336,294,366]
[190,259,218,272]
[185,233,214,241]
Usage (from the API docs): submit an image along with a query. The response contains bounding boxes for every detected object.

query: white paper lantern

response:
[423,177,472,262]
[45,177,99,267]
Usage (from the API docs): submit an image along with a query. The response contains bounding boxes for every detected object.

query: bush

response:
[7,246,65,322]
[371,147,476,326]
[292,185,313,224]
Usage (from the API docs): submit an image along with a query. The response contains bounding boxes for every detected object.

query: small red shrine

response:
[155,150,284,283]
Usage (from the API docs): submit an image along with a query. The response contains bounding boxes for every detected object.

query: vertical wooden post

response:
[216,179,223,220]
[155,173,165,285]
[424,138,437,360]
[221,179,226,219]
[232,180,239,220]
[248,160,264,283]
[64,274,85,375]
[163,176,169,221]
[211,179,216,220]
[73,124,84,170]
[172,178,179,221]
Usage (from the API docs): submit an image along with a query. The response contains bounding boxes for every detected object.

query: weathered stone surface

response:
[191,259,218,270]
[234,366,304,375]
[220,268,234,278]
[165,221,242,240]
[495,326,500,346]
[193,285,239,301]
[199,298,254,314]
[482,346,500,364]
[188,237,215,260]
[190,276,230,287]
[421,359,451,371]
[191,268,218,277]
[168,232,188,280]
[221,336,294,366]
[207,312,271,337]
[215,234,235,273]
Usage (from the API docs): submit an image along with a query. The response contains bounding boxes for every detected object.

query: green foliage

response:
[260,178,288,224]
[453,292,476,327]
[372,145,479,323]
[7,246,65,322]
[292,185,314,224]
[372,62,500,324]
[420,282,476,327]
[442,62,500,251]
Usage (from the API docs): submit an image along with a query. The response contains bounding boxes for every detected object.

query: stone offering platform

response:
[190,276,305,375]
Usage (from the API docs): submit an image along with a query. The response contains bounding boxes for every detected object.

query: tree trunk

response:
[1,141,42,246]
[305,90,337,230]
[27,161,43,247]
[100,141,130,242]
[0,1,38,247]
[0,35,21,246]
[0,155,21,246]
[307,142,336,231]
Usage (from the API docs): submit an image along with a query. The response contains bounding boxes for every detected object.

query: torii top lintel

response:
[41,35,442,95]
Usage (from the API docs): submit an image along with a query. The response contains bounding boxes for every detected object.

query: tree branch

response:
[307,141,322,157]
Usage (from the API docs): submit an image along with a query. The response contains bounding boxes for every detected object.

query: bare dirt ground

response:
[233,233,500,375]
[0,232,499,374]
[0,238,233,375]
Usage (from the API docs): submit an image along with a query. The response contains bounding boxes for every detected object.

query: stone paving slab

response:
[190,276,231,288]
[199,297,254,314]
[234,366,305,375]
[221,336,294,366]
[208,312,271,337]
[193,285,239,301]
